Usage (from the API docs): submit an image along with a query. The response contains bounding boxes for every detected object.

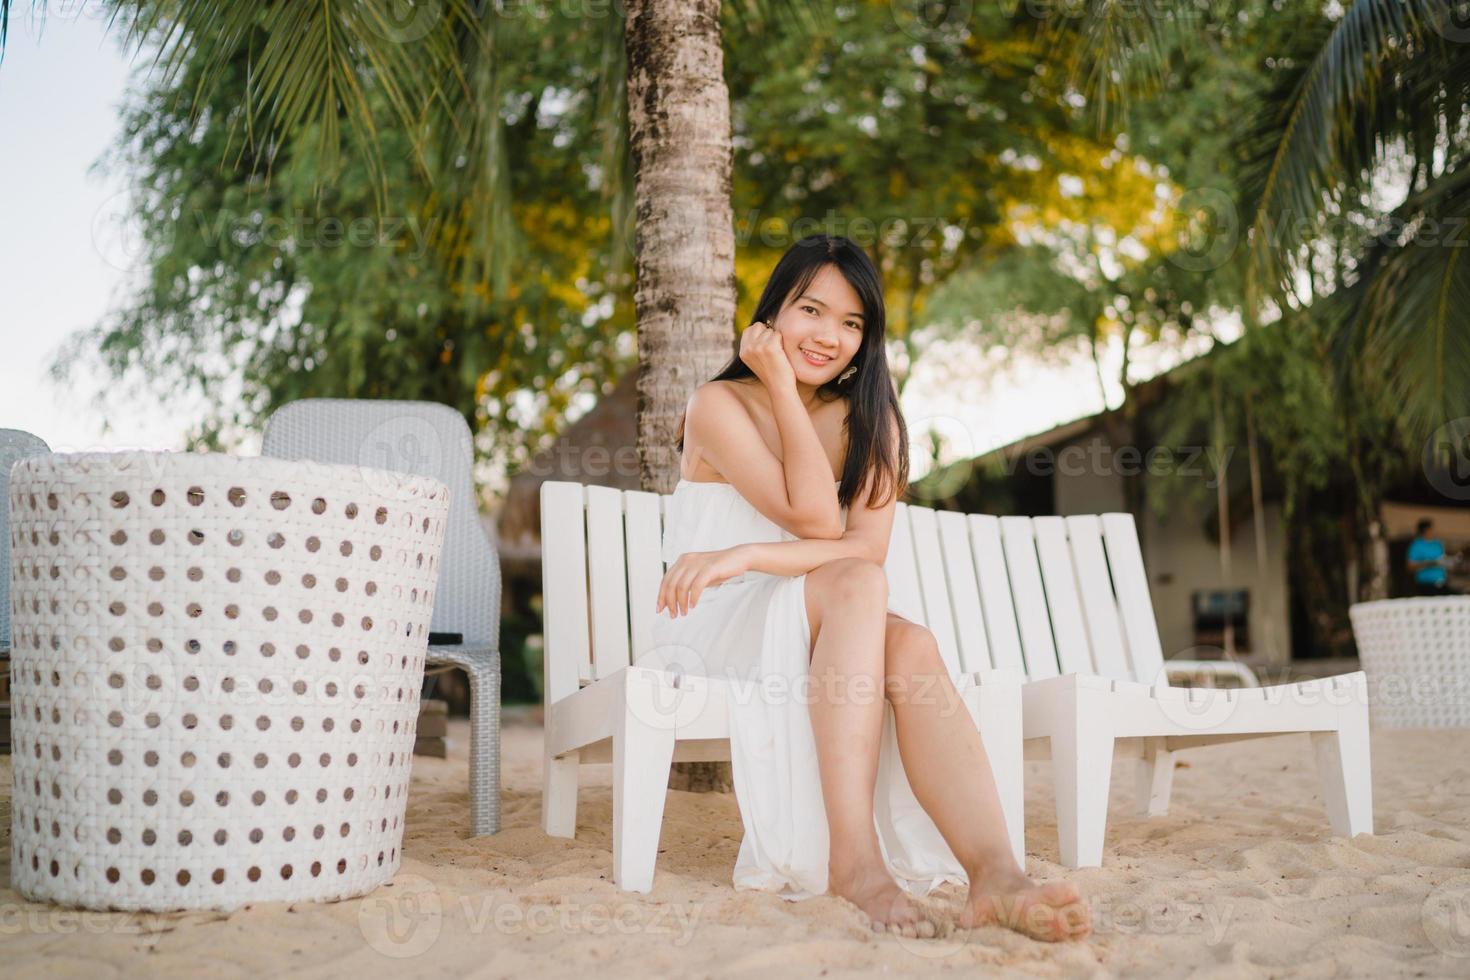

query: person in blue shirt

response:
[1407,518,1460,596]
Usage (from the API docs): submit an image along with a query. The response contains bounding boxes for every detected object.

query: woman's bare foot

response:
[829,863,939,939]
[959,869,1091,942]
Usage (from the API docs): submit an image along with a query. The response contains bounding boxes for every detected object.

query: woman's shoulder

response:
[693,378,849,421]
[702,377,754,397]
[692,378,756,412]
[686,379,763,435]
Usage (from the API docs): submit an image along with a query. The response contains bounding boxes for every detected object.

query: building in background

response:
[930,351,1470,668]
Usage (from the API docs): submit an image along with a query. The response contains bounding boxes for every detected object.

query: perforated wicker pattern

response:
[7,451,449,911]
[1349,596,1470,729]
[261,399,502,835]
[2,428,51,649]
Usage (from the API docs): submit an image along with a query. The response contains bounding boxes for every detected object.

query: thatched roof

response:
[497,370,642,561]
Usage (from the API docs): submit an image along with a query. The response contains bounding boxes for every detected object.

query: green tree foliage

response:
[1057,0,1470,436]
[920,2,1327,396]
[726,1,1090,376]
[57,10,637,491]
[60,2,1100,485]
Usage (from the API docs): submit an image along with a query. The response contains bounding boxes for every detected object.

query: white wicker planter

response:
[7,451,449,911]
[1349,596,1470,729]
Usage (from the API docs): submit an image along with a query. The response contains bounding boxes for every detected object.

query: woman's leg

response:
[804,558,935,937]
[882,614,1091,941]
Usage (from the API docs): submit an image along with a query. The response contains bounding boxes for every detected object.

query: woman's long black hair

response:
[676,234,910,511]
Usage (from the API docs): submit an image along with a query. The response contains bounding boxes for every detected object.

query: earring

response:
[838,364,857,383]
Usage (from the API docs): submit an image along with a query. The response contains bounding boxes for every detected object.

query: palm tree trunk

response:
[1244,401,1280,663]
[1212,372,1235,658]
[624,0,736,793]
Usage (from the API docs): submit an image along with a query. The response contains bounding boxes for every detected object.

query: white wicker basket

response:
[7,451,449,911]
[1349,596,1470,729]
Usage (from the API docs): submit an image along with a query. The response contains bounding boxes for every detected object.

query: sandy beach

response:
[3,708,1469,978]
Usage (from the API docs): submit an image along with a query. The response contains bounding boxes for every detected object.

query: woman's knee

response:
[884,620,945,701]
[804,558,888,653]
[810,557,888,607]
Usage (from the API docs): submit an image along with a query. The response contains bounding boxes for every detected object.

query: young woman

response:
[650,235,1089,943]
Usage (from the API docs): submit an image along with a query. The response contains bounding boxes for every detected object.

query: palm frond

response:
[725,0,823,37]
[1237,0,1451,305]
[593,4,633,280]
[1327,163,1470,436]
[1026,0,1196,133]
[111,0,482,197]
[435,3,518,304]
[426,0,821,300]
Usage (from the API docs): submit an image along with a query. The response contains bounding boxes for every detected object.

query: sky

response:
[0,7,191,453]
[0,8,1203,489]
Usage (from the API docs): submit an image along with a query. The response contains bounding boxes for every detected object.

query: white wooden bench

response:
[884,506,1373,868]
[540,483,1373,883]
[538,481,1026,892]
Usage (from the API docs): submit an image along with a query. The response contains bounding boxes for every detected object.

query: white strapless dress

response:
[648,478,969,901]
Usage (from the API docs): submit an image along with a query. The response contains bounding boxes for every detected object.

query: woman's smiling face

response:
[770,263,866,386]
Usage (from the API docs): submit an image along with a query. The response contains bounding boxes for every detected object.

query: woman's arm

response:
[768,382,844,535]
[738,457,898,576]
[737,535,875,578]
[683,322,842,538]
[659,442,900,618]
[685,383,843,539]
[737,320,843,535]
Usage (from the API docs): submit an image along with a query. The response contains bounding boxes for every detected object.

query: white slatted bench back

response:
[968,515,1026,674]
[904,505,966,677]
[540,479,1166,700]
[884,501,927,629]
[1032,517,1094,676]
[540,481,668,700]
[991,510,1162,685]
[892,503,1164,686]
[624,490,666,669]
[1100,512,1167,684]
[896,502,1019,677]
[542,482,950,700]
[999,517,1061,679]
[863,499,1034,681]
[584,485,633,681]
[935,509,994,673]
[540,481,593,702]
[1064,515,1132,680]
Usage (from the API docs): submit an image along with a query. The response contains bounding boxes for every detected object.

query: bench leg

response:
[1051,689,1114,869]
[1133,738,1175,818]
[612,671,678,892]
[543,751,580,838]
[1312,700,1373,837]
[969,679,1026,868]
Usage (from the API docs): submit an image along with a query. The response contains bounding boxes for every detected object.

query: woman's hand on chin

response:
[738,320,797,396]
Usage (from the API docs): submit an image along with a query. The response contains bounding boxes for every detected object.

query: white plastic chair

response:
[262,399,502,835]
[538,480,1026,893]
[884,505,1372,868]
[2,428,51,653]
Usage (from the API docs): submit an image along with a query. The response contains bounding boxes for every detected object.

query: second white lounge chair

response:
[884,502,1374,868]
